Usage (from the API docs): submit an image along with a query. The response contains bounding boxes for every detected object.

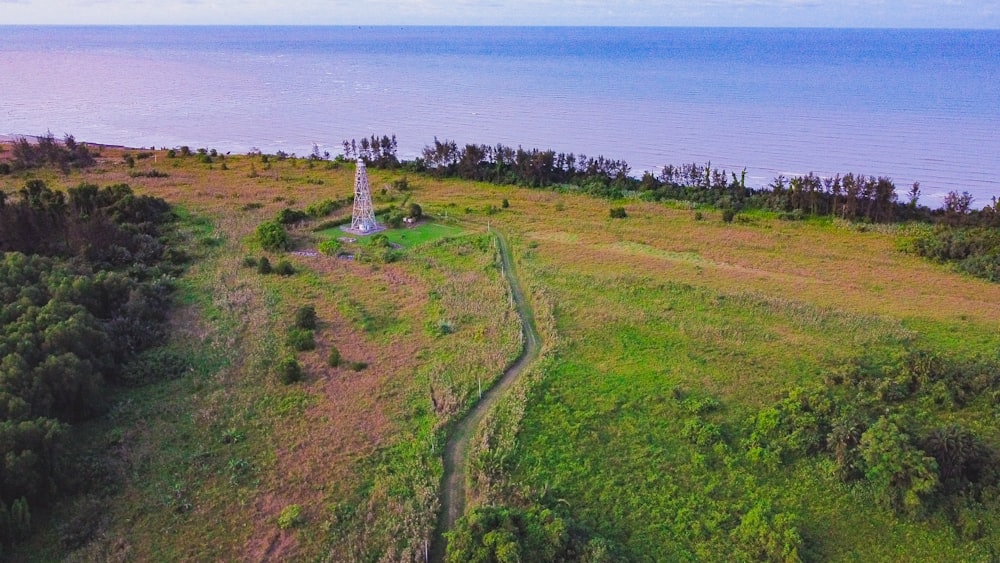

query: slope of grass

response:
[6,146,1000,560]
[432,190,1000,560]
[6,149,519,560]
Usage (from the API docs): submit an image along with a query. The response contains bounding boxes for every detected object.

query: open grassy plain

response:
[3,144,999,561]
[1,148,521,561]
[425,185,1000,559]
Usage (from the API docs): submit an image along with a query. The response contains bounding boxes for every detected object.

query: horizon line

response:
[1,23,999,31]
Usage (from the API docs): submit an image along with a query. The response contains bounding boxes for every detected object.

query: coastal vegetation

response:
[1,135,999,561]
[2,133,95,174]
[0,177,179,555]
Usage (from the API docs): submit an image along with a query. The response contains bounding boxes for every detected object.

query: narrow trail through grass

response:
[429,229,542,562]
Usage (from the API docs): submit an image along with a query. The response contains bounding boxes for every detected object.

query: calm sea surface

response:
[1,26,998,204]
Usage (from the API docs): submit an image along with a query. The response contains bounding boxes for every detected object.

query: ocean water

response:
[1,26,998,205]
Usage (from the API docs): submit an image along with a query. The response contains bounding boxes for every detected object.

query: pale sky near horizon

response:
[0,0,998,28]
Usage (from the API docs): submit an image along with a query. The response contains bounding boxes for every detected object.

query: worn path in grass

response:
[429,228,542,562]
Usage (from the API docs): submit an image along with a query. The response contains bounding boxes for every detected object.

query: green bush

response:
[287,328,315,351]
[731,501,803,563]
[392,176,410,191]
[501,198,510,209]
[257,256,272,274]
[318,239,341,256]
[9,497,32,542]
[386,209,405,228]
[294,305,317,329]
[327,346,341,367]
[278,356,303,384]
[276,207,307,224]
[407,202,423,219]
[128,169,169,178]
[275,260,295,276]
[446,505,615,563]
[277,504,303,530]
[860,416,939,516]
[349,361,368,372]
[305,198,344,217]
[242,255,258,268]
[722,209,736,223]
[256,220,290,251]
[609,206,627,219]
[120,347,189,387]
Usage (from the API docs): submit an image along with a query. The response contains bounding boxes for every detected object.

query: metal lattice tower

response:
[348,158,383,234]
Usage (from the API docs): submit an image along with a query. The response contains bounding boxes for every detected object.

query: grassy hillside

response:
[2,144,998,561]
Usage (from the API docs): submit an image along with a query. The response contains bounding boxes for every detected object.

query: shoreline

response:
[1,133,992,209]
[0,133,131,150]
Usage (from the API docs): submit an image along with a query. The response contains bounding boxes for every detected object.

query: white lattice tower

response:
[350,159,381,233]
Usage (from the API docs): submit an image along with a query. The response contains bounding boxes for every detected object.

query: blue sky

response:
[1,0,998,28]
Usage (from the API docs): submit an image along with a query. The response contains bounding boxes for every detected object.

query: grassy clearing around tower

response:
[313,221,466,250]
[381,222,467,248]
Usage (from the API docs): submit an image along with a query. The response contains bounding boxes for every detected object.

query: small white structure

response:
[343,158,384,235]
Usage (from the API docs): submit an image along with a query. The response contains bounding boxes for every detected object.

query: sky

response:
[0,0,998,28]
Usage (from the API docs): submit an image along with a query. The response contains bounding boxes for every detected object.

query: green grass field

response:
[313,221,466,249]
[381,222,467,248]
[6,147,1000,561]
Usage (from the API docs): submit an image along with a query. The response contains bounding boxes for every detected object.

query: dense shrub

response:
[745,385,836,468]
[305,198,348,217]
[294,305,317,329]
[120,348,189,387]
[317,240,341,256]
[278,356,303,384]
[257,256,272,274]
[8,133,94,173]
[609,206,627,219]
[860,416,939,516]
[276,207,307,225]
[911,225,1000,283]
[286,328,315,351]
[128,169,169,178]
[327,346,341,367]
[920,424,997,496]
[255,221,290,251]
[386,208,405,228]
[731,502,804,562]
[274,260,295,276]
[277,504,303,529]
[447,505,617,563]
[392,176,410,191]
[0,179,178,549]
